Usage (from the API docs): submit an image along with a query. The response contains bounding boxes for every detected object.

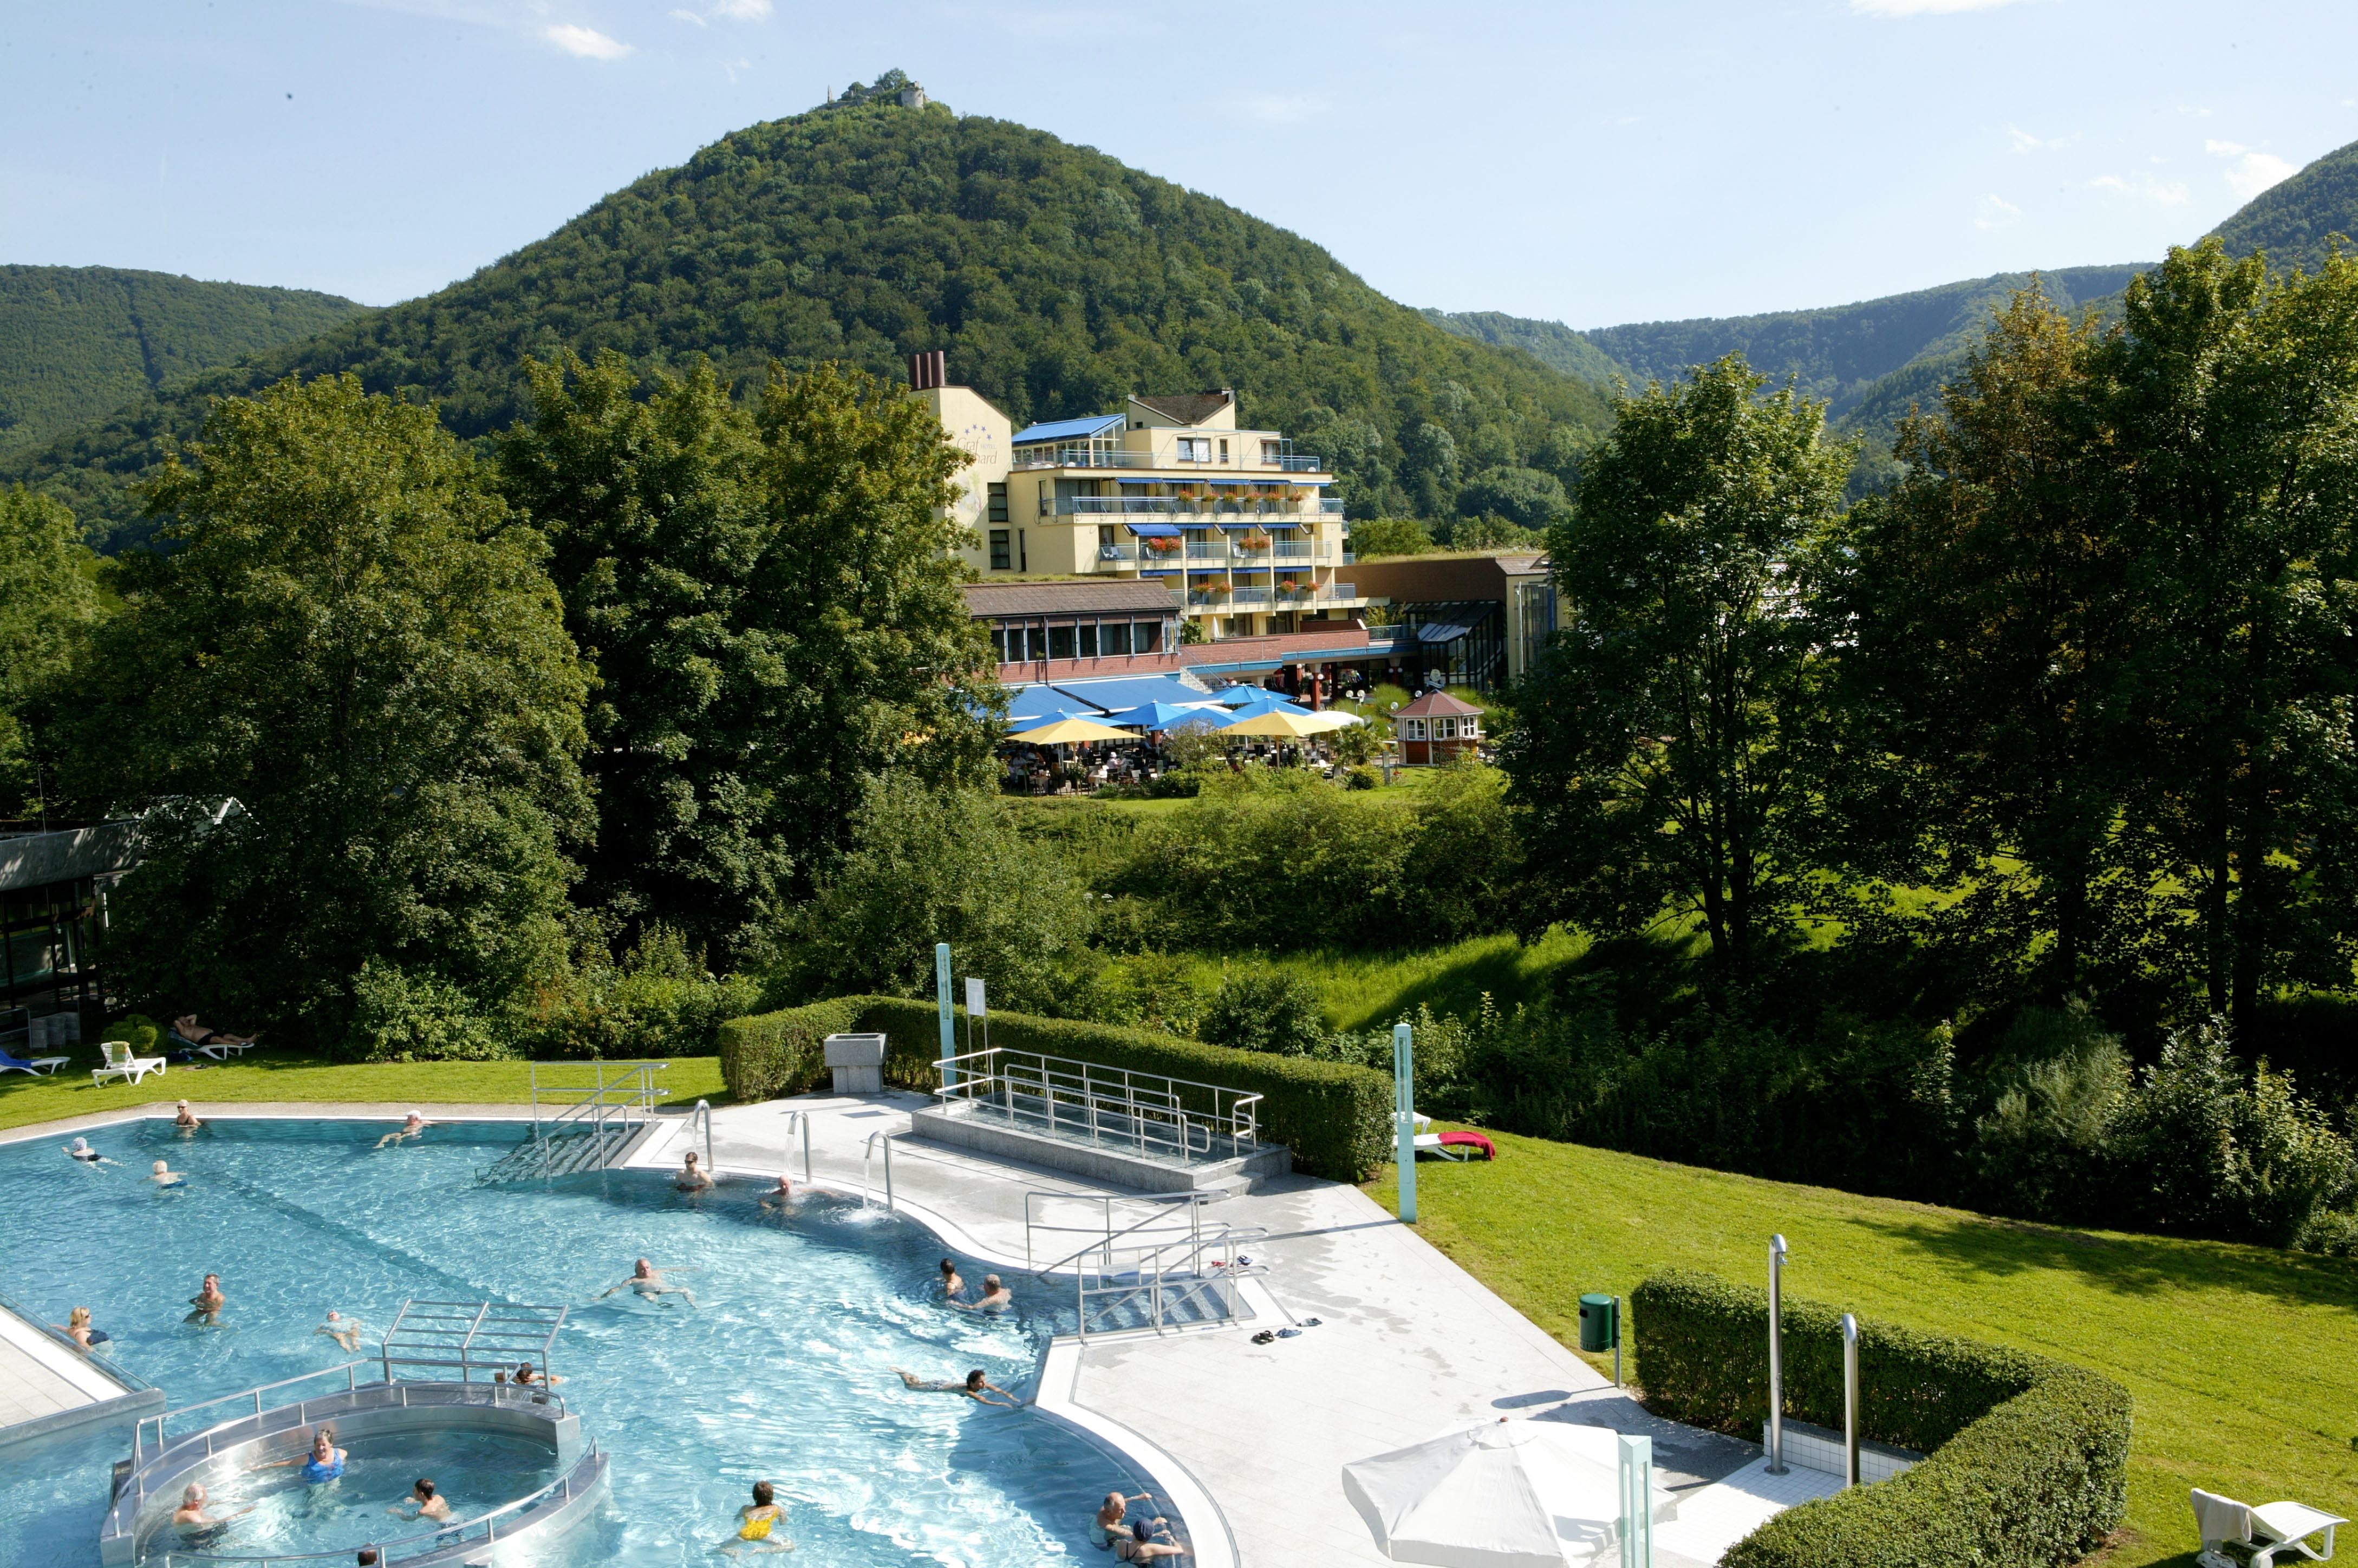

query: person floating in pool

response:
[187,1273,226,1325]
[151,1159,187,1189]
[174,1100,204,1132]
[387,1476,451,1522]
[718,1479,793,1555]
[947,1274,1012,1314]
[375,1112,432,1149]
[497,1361,563,1388]
[63,1136,115,1166]
[597,1258,695,1308]
[257,1426,348,1485]
[936,1258,967,1302]
[172,1483,254,1543]
[759,1173,794,1211]
[316,1311,364,1353]
[676,1151,713,1192]
[60,1306,112,1352]
[893,1368,1021,1407]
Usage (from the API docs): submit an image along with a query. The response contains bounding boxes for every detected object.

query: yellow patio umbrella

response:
[1220,709,1332,744]
[1007,716,1136,744]
[1291,709,1361,733]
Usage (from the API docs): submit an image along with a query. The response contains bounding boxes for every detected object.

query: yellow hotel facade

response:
[906,352,1359,642]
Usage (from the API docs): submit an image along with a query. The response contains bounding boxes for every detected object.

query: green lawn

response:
[1366,1128,2358,1567]
[0,1049,728,1134]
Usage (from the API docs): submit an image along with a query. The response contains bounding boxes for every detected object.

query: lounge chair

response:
[92,1040,166,1088]
[1411,1131,1497,1162]
[2194,1488,2347,1568]
[0,1047,63,1077]
[171,1017,257,1059]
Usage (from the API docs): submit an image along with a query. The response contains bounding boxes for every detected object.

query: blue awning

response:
[1216,522,1265,532]
[1011,413,1124,445]
[1417,623,1473,643]
[1126,522,1182,537]
[1137,569,1181,577]
[1116,477,1158,486]
[1050,675,1224,714]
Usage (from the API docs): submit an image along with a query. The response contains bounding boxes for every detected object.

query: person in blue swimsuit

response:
[259,1426,347,1484]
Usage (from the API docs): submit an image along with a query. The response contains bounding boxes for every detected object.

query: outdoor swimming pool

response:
[0,1117,1153,1568]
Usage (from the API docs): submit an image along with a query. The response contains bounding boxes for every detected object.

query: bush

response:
[1344,766,1378,790]
[1345,518,1434,558]
[1200,964,1326,1055]
[1634,1270,2129,1568]
[513,926,763,1060]
[108,1014,164,1056]
[718,994,1393,1181]
[344,959,507,1062]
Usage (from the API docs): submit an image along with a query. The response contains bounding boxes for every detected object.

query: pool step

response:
[474,1120,646,1184]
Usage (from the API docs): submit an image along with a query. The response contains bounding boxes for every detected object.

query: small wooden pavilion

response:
[1392,690,1481,765]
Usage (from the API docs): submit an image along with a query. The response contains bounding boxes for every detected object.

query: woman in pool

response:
[502,1362,563,1388]
[258,1426,348,1484]
[718,1479,791,1554]
[375,1112,431,1149]
[174,1101,204,1132]
[1117,1520,1187,1562]
[63,1136,114,1166]
[893,1368,1021,1407]
[387,1477,451,1522]
[315,1310,364,1353]
[676,1150,713,1191]
[60,1306,111,1351]
[187,1273,226,1325]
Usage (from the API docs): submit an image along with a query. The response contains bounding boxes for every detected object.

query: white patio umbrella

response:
[1342,1421,1677,1568]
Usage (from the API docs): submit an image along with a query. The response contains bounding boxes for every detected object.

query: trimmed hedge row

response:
[716,994,1393,1181]
[1633,1270,2129,1568]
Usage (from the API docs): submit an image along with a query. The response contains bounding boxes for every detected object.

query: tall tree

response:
[499,354,999,961]
[60,374,589,1049]
[1504,356,1853,975]
[0,485,99,816]
[1829,289,2134,996]
[2100,240,2358,1029]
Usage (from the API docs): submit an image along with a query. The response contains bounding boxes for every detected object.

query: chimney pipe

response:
[907,351,947,391]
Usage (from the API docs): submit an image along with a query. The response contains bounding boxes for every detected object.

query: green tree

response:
[1455,466,1567,529]
[0,485,99,815]
[1343,517,1432,558]
[60,374,590,1051]
[1505,356,1853,975]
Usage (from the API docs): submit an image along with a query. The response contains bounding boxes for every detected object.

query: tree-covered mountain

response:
[2207,135,2358,276]
[1421,309,1629,387]
[8,89,1608,551]
[0,265,365,461]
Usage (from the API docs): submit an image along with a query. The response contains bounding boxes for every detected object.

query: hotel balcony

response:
[1047,495,1344,520]
[1011,446,1328,475]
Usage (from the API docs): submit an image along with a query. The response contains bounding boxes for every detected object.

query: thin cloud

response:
[1853,0,2028,15]
[709,0,772,15]
[669,8,708,23]
[2090,172,2190,206]
[544,22,631,58]
[1976,194,2023,230]
[2206,141,2298,201]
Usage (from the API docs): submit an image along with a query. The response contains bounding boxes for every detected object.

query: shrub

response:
[1633,1270,2129,1568]
[344,959,506,1062]
[715,995,868,1101]
[1200,964,1326,1055]
[108,1014,164,1056]
[514,927,762,1059]
[1344,765,1378,790]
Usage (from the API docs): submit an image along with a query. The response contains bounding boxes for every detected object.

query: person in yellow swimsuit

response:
[720,1480,791,1554]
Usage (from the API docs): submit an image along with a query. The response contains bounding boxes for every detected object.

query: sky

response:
[4,0,2355,329]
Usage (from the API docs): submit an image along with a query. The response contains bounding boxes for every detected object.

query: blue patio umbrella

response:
[1105,701,1222,731]
[1214,685,1310,716]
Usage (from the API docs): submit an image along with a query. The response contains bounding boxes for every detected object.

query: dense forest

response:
[0,265,364,459]
[0,88,1606,552]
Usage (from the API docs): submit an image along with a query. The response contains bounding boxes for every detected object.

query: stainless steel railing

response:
[932,1046,1260,1165]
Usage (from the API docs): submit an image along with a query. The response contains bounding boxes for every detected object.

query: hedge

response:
[716,994,1393,1181]
[1632,1270,2129,1568]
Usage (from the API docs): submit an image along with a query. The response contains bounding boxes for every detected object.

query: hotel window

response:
[1217,439,1229,464]
[1177,437,1211,463]
[1102,622,1132,656]
[1048,625,1076,661]
[988,530,1011,571]
[1078,623,1099,658]
[1260,440,1281,465]
[1135,619,1162,653]
[986,482,1008,524]
[1099,524,1117,552]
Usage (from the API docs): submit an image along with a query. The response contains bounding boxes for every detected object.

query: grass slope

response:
[0,1048,727,1134]
[6,99,1607,551]
[0,265,364,461]
[1368,1128,2358,1567]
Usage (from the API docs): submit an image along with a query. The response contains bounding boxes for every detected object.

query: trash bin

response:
[1578,1293,1617,1352]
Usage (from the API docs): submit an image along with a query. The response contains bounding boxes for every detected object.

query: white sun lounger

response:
[1411,1133,1476,1162]
[91,1040,166,1088]
[2194,1488,2348,1568]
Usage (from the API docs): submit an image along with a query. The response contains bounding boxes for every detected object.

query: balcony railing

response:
[1229,588,1273,607]
[1012,447,1328,475]
[1048,496,1328,519]
[1185,541,1230,562]
[1319,499,1346,517]
[1096,544,1141,564]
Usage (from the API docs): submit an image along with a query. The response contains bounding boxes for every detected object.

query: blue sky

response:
[4,1,2353,328]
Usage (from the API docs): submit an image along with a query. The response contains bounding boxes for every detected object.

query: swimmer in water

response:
[63,1136,114,1166]
[315,1311,364,1353]
[596,1258,695,1307]
[374,1112,431,1149]
[937,1258,967,1301]
[185,1272,227,1325]
[947,1274,1012,1314]
[500,1362,563,1388]
[174,1100,204,1132]
[151,1159,187,1188]
[257,1426,347,1484]
[893,1368,1021,1408]
[718,1479,792,1555]
[173,1483,255,1540]
[758,1173,793,1210]
[387,1478,451,1522]
[675,1150,713,1191]
[60,1305,111,1351]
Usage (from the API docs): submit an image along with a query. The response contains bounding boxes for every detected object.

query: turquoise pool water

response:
[0,1118,1147,1568]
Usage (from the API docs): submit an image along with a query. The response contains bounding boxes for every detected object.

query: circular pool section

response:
[0,1117,1161,1568]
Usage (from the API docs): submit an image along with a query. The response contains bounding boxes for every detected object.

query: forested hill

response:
[2207,134,2358,276]
[7,94,1610,552]
[0,265,364,461]
[1420,309,1629,388]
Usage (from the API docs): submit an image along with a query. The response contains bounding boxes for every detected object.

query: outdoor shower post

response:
[1841,1312,1861,1488]
[1392,1023,1417,1223]
[934,943,955,1089]
[1767,1233,1790,1474]
[1617,1433,1654,1568]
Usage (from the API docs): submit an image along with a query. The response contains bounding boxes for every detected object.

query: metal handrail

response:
[862,1131,894,1210]
[932,1046,1261,1163]
[155,1440,601,1566]
[1027,1190,1212,1276]
[380,1299,567,1386]
[781,1109,813,1181]
[135,1363,366,1465]
[691,1099,715,1171]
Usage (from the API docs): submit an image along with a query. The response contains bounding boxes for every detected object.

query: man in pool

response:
[676,1150,713,1191]
[174,1100,204,1132]
[893,1368,1021,1408]
[597,1258,695,1307]
[187,1273,226,1324]
[316,1310,364,1353]
[758,1173,794,1210]
[375,1112,432,1149]
[172,1484,253,1540]
[947,1273,1012,1313]
[151,1159,187,1188]
[387,1477,451,1522]
[718,1479,791,1555]
[936,1258,967,1301]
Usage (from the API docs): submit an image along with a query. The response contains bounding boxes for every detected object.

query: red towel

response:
[1437,1130,1496,1160]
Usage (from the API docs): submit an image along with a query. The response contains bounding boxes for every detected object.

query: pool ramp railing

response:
[109,1362,600,1568]
[476,1060,671,1182]
[910,1046,1292,1195]
[379,1299,568,1387]
[1025,1191,1270,1338]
